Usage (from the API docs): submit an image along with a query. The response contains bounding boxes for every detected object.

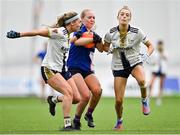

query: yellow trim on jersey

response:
[44,67,55,80]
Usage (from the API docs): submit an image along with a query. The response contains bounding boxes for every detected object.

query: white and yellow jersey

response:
[41,27,70,72]
[104,25,148,70]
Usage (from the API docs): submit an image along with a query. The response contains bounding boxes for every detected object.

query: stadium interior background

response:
[0,0,180,97]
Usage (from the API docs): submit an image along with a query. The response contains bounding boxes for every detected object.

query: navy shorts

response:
[152,71,166,77]
[68,68,94,79]
[41,66,71,83]
[113,63,142,78]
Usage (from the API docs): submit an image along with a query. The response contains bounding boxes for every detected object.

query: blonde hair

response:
[80,9,92,19]
[50,11,78,28]
[118,6,131,19]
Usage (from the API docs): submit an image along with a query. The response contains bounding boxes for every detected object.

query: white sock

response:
[118,118,123,122]
[156,98,162,106]
[64,117,71,127]
[142,97,147,102]
[51,95,58,103]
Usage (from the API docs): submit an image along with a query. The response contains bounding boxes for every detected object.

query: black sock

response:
[86,107,94,115]
[74,115,80,121]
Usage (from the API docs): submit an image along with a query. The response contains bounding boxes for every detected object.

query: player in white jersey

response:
[103,6,154,130]
[149,40,167,105]
[6,11,81,131]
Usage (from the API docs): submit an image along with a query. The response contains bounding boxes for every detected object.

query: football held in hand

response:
[82,32,95,48]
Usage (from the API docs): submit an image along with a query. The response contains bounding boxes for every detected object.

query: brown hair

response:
[157,40,163,45]
[157,40,164,52]
[52,11,78,28]
[117,6,131,19]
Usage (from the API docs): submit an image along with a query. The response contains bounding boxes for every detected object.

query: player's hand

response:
[112,44,120,49]
[107,46,114,55]
[6,30,20,38]
[95,42,103,53]
[107,44,119,54]
[74,30,82,39]
[93,32,102,44]
[141,53,150,64]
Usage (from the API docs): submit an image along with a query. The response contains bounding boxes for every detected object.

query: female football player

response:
[149,40,167,105]
[103,6,154,130]
[6,11,81,131]
[67,9,103,130]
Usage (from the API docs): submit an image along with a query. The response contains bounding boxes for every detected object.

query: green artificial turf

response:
[0,96,180,134]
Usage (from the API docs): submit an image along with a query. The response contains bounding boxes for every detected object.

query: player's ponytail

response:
[56,11,78,27]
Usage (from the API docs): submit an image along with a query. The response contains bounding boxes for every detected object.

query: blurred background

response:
[0,0,180,98]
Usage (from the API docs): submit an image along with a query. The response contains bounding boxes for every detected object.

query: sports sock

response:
[64,116,71,127]
[86,107,94,115]
[142,97,147,102]
[115,118,123,128]
[117,118,123,123]
[51,95,58,103]
[74,115,81,121]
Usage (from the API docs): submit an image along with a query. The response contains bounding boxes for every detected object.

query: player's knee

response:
[92,87,102,97]
[115,98,123,106]
[64,87,73,99]
[72,94,81,104]
[81,92,90,102]
[138,79,146,88]
[72,99,80,104]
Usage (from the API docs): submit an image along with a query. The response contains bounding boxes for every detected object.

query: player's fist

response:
[6,30,20,38]
[74,30,82,39]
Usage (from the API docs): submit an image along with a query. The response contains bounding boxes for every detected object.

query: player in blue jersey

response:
[67,9,103,130]
[36,44,46,61]
[6,11,81,131]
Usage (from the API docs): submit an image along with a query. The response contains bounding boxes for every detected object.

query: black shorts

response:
[68,68,94,79]
[113,63,142,78]
[41,66,71,83]
[152,71,166,77]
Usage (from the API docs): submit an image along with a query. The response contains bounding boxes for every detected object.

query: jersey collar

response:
[117,25,131,32]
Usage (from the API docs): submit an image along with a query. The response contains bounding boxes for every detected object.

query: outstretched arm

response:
[20,28,49,37]
[7,28,50,38]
